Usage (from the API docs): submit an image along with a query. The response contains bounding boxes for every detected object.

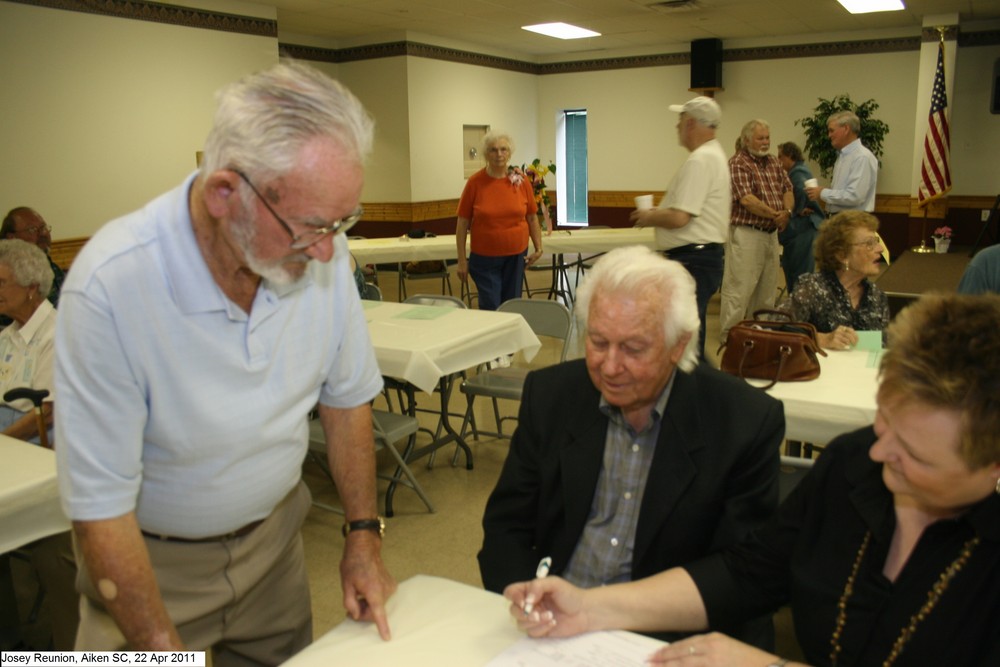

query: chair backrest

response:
[404,294,466,308]
[497,298,572,359]
[778,455,814,503]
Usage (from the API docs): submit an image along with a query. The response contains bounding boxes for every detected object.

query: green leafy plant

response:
[794,94,889,179]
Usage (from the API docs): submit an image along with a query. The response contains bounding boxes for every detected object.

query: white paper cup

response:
[804,178,818,189]
[634,194,654,210]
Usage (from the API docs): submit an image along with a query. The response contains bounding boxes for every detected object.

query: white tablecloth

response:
[364,301,541,394]
[0,435,70,553]
[284,576,521,667]
[349,228,658,265]
[283,575,665,667]
[751,349,880,444]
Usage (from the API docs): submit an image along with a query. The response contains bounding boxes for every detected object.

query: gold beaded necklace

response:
[829,530,980,667]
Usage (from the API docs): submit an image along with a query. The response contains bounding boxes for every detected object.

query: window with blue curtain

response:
[561,110,588,226]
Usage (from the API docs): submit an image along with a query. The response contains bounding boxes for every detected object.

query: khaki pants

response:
[719,225,780,344]
[75,482,313,667]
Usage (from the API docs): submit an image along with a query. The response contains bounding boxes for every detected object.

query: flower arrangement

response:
[932,226,952,240]
[518,159,556,229]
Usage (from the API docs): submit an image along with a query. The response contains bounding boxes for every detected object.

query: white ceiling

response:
[272,0,1000,59]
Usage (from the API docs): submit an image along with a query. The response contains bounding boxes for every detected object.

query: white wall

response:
[0,1,277,239]
[951,42,1000,196]
[536,50,920,195]
[312,57,413,202]
[403,58,538,201]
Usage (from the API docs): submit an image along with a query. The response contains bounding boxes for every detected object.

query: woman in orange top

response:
[456,132,543,310]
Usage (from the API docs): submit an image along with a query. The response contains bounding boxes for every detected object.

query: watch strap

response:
[342,517,385,538]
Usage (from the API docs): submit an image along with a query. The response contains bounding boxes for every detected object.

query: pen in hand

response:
[523,556,552,616]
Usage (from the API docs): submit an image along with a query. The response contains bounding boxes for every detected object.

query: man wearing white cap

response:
[631,96,730,358]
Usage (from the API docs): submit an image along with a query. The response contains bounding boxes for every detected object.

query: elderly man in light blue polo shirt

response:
[55,63,395,661]
[806,110,878,214]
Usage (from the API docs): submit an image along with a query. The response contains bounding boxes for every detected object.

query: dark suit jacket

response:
[479,359,784,640]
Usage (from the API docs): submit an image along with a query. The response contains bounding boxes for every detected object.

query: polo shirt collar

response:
[11,298,54,344]
[160,171,311,314]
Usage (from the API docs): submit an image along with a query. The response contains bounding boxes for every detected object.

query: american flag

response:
[918,39,951,205]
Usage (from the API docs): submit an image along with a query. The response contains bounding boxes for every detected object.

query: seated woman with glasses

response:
[778,210,889,350]
[0,239,55,444]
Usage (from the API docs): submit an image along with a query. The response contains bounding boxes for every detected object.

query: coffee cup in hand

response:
[804,178,818,189]
[635,194,654,211]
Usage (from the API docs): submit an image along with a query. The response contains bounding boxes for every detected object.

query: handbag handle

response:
[737,339,791,390]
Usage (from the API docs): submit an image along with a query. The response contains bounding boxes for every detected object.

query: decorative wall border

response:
[9,0,997,70]
[4,0,277,37]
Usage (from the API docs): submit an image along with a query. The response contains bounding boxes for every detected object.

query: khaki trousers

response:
[75,482,313,667]
[719,225,780,344]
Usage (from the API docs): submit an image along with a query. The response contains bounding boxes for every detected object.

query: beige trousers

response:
[75,482,313,667]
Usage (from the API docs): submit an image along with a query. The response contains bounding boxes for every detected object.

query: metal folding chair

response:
[459,299,572,441]
[307,411,434,518]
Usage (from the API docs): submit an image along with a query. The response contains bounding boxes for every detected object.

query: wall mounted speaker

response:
[691,38,723,90]
[992,58,1000,114]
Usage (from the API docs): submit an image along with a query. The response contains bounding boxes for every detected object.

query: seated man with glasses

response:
[778,210,890,350]
[2,207,66,306]
[54,62,395,658]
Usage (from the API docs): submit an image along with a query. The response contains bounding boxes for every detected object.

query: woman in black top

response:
[505,293,1000,667]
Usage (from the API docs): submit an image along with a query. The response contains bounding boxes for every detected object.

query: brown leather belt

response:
[141,519,265,543]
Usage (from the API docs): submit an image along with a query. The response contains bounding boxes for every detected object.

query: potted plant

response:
[795,94,890,178]
[932,226,952,253]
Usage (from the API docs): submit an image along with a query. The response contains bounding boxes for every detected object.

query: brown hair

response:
[814,210,878,272]
[879,292,1000,469]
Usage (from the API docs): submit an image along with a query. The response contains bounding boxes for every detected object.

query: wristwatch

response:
[342,516,385,538]
[766,659,790,667]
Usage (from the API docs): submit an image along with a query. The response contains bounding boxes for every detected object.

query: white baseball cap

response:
[669,96,722,127]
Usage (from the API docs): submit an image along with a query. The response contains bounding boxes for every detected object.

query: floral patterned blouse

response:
[779,271,890,343]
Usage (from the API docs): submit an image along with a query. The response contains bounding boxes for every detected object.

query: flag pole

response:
[912,26,950,253]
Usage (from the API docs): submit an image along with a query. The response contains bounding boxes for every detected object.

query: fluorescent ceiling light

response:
[522,22,601,40]
[837,0,905,14]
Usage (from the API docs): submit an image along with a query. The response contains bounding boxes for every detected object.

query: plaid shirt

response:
[729,151,792,232]
[561,374,675,588]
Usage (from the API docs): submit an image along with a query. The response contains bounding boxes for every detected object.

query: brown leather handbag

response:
[719,310,827,389]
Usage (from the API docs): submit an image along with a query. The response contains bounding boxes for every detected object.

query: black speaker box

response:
[691,38,723,90]
[992,58,1000,114]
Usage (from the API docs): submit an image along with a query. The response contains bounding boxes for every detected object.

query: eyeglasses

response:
[851,237,883,251]
[18,223,51,236]
[233,170,362,250]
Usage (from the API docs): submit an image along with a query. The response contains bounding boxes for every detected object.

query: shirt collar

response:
[10,299,55,344]
[161,171,312,314]
[598,369,677,433]
[839,138,862,155]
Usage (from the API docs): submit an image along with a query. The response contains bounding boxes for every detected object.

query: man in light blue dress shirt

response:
[806,110,878,214]
[55,63,395,660]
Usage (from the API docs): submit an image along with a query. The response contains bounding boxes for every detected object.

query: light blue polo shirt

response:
[55,172,382,537]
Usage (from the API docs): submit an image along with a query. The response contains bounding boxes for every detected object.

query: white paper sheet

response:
[484,630,667,666]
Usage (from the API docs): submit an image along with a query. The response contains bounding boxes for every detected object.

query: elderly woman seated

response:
[506,292,1000,667]
[779,210,890,350]
[0,239,55,444]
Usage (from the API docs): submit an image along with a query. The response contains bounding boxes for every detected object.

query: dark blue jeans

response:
[468,252,525,311]
[666,245,724,359]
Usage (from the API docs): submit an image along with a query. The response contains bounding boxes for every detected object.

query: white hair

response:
[200,60,374,182]
[575,245,700,372]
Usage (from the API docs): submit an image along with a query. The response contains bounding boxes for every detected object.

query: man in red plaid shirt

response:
[718,119,794,345]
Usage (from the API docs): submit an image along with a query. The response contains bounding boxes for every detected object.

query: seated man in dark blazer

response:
[479,244,784,647]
